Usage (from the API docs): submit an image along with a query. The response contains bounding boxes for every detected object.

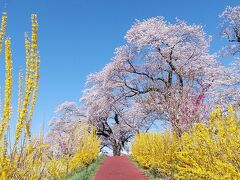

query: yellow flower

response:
[0,12,7,55]
[0,38,13,141]
[132,106,240,179]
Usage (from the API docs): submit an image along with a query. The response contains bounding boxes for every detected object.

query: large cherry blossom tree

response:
[83,17,230,142]
[52,11,240,156]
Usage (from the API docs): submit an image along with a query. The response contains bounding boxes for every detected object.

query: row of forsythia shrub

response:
[47,125,101,179]
[131,105,240,179]
[131,131,180,178]
[0,124,100,179]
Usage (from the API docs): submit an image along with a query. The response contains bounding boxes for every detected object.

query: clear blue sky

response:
[0,0,238,134]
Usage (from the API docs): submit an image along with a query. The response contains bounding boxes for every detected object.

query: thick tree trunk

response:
[112,141,121,156]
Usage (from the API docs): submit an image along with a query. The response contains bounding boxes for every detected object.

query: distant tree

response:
[216,6,240,107]
[46,102,84,156]
[220,6,240,55]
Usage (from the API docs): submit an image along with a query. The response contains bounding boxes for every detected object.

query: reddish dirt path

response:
[94,156,148,180]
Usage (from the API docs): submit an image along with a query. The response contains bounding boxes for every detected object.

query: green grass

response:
[61,155,105,180]
[129,156,168,180]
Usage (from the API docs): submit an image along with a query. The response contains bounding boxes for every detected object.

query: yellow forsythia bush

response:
[0,124,100,179]
[131,132,180,178]
[131,105,240,179]
[176,105,240,179]
[69,126,100,168]
[47,125,100,179]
